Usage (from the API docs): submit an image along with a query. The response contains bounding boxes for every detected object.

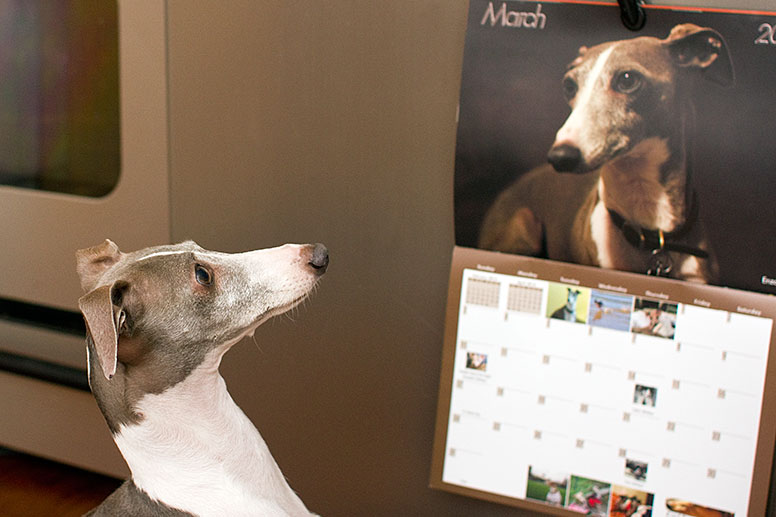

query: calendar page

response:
[431,247,776,516]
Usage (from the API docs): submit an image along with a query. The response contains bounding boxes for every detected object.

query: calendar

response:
[431,247,776,517]
[438,1,776,513]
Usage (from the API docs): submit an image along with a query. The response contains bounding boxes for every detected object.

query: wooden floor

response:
[0,448,121,517]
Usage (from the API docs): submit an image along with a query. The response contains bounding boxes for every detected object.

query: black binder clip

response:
[617,0,646,31]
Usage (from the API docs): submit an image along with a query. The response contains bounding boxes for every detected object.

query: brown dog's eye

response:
[613,70,643,94]
[562,76,578,100]
[195,264,213,286]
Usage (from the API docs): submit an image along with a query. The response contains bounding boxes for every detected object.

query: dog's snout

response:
[308,243,329,275]
[548,144,582,173]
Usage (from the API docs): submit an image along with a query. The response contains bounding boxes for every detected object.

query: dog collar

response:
[606,191,709,260]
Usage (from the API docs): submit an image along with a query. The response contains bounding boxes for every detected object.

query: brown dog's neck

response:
[598,136,689,232]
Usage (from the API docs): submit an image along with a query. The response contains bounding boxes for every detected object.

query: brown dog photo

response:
[454,1,776,294]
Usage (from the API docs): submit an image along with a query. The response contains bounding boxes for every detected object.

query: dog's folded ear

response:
[79,284,124,380]
[665,23,734,88]
[76,240,124,293]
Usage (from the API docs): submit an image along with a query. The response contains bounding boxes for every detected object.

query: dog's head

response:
[76,240,328,385]
[548,23,734,174]
[566,288,580,308]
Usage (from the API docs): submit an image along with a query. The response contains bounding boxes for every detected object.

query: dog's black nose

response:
[308,243,329,274]
[548,144,582,173]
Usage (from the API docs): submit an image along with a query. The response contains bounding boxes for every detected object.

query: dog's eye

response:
[194,264,213,286]
[613,70,643,94]
[562,77,578,100]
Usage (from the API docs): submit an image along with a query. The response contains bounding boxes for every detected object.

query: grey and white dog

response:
[77,239,328,516]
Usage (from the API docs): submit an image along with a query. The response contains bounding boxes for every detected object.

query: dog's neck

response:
[598,135,689,233]
[90,346,312,516]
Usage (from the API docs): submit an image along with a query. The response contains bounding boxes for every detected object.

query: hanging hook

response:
[617,0,646,31]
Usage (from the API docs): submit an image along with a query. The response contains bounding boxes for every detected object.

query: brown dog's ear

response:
[79,284,125,380]
[568,45,589,69]
[665,23,734,88]
[76,240,124,292]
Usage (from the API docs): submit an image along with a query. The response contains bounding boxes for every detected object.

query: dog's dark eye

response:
[613,70,643,94]
[194,264,213,286]
[562,77,578,100]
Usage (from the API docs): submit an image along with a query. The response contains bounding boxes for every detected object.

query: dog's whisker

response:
[250,333,264,354]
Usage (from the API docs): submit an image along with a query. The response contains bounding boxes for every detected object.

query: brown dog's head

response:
[548,23,734,174]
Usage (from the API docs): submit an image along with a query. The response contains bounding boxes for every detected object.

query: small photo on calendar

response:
[631,299,678,339]
[465,351,488,372]
[633,384,657,408]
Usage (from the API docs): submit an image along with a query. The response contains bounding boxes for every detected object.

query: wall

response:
[167,2,476,515]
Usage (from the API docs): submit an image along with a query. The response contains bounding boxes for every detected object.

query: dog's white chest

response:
[113,369,311,516]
